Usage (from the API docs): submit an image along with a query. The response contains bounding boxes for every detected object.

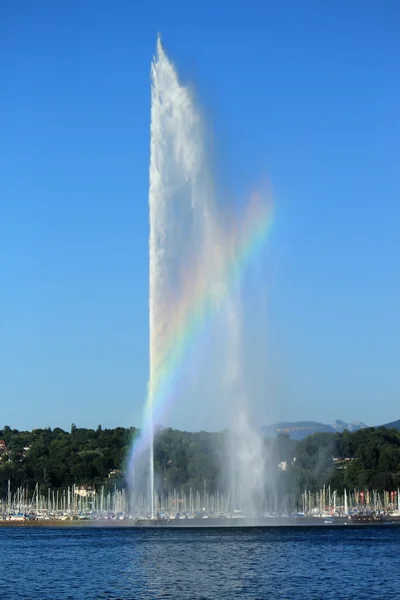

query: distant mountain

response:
[331,419,368,433]
[382,419,400,430]
[263,419,368,440]
[263,421,334,441]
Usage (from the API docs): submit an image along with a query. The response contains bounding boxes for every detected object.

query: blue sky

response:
[1,1,399,431]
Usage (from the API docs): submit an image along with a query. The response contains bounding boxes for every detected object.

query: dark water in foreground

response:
[1,526,399,599]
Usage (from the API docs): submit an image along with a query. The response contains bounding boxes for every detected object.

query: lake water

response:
[1,526,399,599]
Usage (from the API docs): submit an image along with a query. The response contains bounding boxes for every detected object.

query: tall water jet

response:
[128,36,273,516]
[147,36,206,516]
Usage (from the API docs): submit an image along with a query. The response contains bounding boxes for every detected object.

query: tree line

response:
[1,423,400,498]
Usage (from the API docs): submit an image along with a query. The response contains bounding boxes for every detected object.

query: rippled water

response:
[1,526,399,599]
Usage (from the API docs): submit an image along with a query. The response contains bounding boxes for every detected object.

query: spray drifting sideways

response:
[127,36,274,516]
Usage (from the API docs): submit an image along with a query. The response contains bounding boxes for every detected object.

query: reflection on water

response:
[1,527,399,599]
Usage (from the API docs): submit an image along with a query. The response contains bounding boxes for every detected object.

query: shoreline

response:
[2,517,400,528]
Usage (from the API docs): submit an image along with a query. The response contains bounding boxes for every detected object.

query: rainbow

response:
[127,195,274,476]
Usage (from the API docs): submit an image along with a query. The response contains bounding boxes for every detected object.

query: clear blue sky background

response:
[1,1,399,431]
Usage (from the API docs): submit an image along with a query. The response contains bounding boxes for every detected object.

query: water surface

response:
[1,526,398,599]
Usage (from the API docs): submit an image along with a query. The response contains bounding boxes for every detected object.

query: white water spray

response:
[139,36,268,515]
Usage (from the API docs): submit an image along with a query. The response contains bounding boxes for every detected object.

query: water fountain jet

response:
[127,36,273,518]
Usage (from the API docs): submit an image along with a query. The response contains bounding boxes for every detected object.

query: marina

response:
[2,481,400,527]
